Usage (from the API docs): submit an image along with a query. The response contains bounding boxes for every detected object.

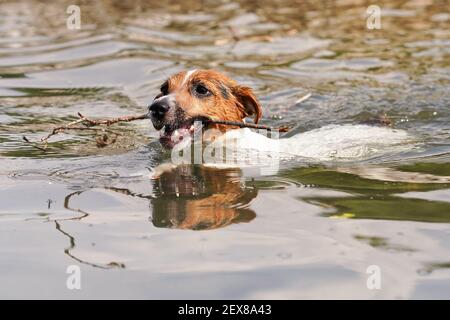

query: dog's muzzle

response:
[148,101,170,130]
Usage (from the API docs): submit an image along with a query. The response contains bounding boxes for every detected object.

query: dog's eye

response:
[160,82,169,96]
[194,84,210,97]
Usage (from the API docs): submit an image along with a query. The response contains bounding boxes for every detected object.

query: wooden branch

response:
[206,119,290,132]
[22,112,147,150]
[22,111,291,152]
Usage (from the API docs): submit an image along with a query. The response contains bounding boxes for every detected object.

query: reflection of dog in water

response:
[150,165,257,230]
[51,165,257,270]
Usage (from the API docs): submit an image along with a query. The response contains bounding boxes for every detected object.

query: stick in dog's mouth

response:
[25,67,297,150]
[156,115,290,148]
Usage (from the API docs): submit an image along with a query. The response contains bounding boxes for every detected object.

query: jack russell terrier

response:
[148,69,412,164]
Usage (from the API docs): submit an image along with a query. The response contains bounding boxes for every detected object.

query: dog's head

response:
[148,69,262,148]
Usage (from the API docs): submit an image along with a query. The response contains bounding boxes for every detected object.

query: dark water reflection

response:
[151,166,257,230]
[1,0,450,298]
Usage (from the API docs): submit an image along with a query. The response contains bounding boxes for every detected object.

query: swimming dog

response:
[148,69,411,164]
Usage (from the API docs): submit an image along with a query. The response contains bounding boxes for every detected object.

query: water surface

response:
[1,0,450,299]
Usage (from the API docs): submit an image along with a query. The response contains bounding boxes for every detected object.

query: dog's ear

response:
[232,86,262,124]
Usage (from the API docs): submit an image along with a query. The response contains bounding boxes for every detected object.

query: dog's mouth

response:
[158,117,209,148]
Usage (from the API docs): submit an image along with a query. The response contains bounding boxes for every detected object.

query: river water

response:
[0,0,449,299]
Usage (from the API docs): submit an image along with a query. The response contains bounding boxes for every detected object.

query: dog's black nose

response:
[148,102,170,120]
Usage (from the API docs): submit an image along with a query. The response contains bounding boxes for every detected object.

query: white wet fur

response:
[204,124,413,166]
[182,69,197,85]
